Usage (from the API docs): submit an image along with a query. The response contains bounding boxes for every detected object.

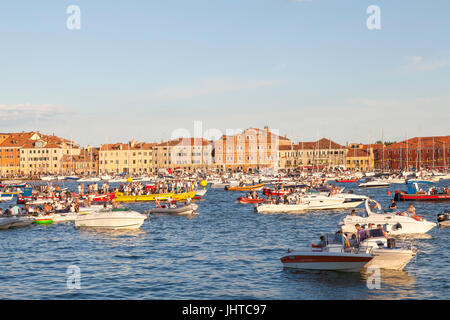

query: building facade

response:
[213,127,291,173]
[374,136,450,171]
[99,140,155,175]
[152,138,213,173]
[279,138,347,172]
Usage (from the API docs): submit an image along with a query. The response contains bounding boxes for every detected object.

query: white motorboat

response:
[149,203,198,216]
[0,194,14,202]
[0,216,35,230]
[280,234,374,272]
[255,193,364,213]
[340,199,436,235]
[40,176,56,181]
[358,178,390,188]
[74,208,147,230]
[77,177,101,182]
[210,180,239,189]
[358,233,417,271]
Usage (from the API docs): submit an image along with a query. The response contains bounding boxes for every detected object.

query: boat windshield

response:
[367,229,385,238]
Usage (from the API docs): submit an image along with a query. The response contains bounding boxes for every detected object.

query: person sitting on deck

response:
[400,204,415,217]
[312,236,327,249]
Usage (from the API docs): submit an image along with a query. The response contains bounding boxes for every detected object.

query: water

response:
[1,181,449,299]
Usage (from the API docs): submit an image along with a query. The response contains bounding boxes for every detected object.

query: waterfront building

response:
[19,133,80,176]
[279,138,347,172]
[345,143,375,171]
[152,137,213,173]
[62,147,99,175]
[99,140,155,175]
[214,127,291,173]
[374,135,450,171]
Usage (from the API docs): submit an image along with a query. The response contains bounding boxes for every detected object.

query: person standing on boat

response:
[389,200,397,211]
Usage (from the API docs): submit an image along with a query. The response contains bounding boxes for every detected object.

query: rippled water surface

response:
[1,181,449,299]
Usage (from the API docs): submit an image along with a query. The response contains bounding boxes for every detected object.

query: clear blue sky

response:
[1,0,449,146]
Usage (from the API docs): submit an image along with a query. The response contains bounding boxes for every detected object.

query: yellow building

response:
[99,140,155,175]
[346,143,375,171]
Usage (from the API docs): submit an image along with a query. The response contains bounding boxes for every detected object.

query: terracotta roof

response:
[100,142,156,151]
[385,136,450,150]
[347,148,369,157]
[155,138,212,147]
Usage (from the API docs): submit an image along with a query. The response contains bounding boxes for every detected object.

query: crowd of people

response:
[117,180,198,196]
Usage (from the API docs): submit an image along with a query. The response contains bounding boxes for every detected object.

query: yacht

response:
[255,193,365,213]
[358,178,390,189]
[74,207,147,230]
[339,199,436,235]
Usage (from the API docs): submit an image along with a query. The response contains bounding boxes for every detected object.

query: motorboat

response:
[74,207,147,229]
[149,203,198,216]
[280,234,374,272]
[237,197,267,204]
[77,177,101,182]
[358,233,417,270]
[358,178,390,189]
[255,193,363,213]
[437,211,450,227]
[210,180,239,189]
[40,176,56,181]
[339,199,436,235]
[394,182,450,201]
[225,183,265,191]
[0,216,35,230]
[0,194,14,202]
[65,175,80,181]
[113,190,198,203]
[193,189,207,199]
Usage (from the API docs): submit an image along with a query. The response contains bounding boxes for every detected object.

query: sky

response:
[0,0,449,147]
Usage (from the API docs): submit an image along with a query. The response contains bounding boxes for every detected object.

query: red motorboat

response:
[394,191,450,201]
[336,179,360,183]
[237,197,267,204]
[89,193,116,202]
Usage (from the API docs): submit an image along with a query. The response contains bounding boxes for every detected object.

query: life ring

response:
[412,215,423,222]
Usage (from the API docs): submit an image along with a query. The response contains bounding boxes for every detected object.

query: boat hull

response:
[149,204,198,215]
[281,253,373,272]
[74,212,146,230]
[114,191,198,203]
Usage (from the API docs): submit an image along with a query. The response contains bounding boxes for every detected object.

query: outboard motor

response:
[437,212,449,223]
[392,223,402,231]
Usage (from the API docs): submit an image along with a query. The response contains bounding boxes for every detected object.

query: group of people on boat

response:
[118,180,198,196]
[314,224,387,249]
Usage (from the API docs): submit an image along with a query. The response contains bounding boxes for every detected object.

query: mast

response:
[406,131,409,172]
[381,128,385,172]
[432,136,435,171]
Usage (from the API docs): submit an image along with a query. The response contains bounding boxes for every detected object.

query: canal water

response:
[0,180,449,299]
